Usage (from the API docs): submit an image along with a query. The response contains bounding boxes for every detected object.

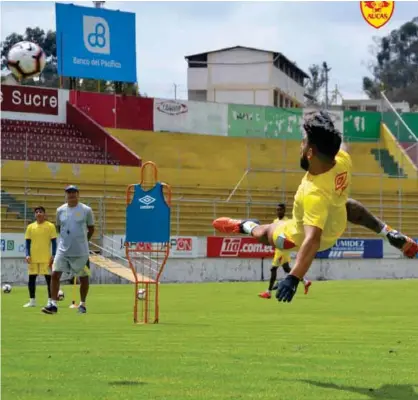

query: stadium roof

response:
[184,45,309,78]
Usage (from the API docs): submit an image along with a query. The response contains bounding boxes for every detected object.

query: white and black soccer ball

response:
[2,284,12,294]
[58,290,65,301]
[137,288,146,300]
[7,41,46,80]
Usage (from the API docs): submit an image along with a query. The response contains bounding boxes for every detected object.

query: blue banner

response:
[316,238,383,259]
[415,239,418,259]
[56,3,137,82]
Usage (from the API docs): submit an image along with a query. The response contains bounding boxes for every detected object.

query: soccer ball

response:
[58,290,65,301]
[137,288,146,300]
[2,284,12,294]
[7,41,46,80]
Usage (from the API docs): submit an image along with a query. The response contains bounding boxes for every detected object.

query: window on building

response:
[348,105,360,111]
[273,90,279,107]
[279,94,284,108]
[365,105,378,112]
[187,54,208,68]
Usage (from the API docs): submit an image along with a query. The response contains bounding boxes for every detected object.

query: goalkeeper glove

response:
[276,275,300,303]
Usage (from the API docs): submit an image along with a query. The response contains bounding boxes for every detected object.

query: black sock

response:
[28,275,37,298]
[282,262,291,274]
[44,275,52,298]
[268,267,278,291]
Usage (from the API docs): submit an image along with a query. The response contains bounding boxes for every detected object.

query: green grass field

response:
[2,280,418,400]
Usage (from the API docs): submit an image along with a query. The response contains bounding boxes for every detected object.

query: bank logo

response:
[83,15,110,54]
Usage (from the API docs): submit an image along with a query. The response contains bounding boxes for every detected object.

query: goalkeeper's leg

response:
[346,198,417,258]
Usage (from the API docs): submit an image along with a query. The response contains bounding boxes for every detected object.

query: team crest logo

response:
[360,1,395,29]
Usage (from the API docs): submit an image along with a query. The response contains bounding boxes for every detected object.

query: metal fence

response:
[2,190,418,239]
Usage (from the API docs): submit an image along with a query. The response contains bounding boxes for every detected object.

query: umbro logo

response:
[138,195,156,210]
[138,195,156,205]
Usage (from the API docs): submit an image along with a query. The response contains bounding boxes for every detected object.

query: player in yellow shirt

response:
[258,203,312,299]
[24,206,57,307]
[213,111,418,303]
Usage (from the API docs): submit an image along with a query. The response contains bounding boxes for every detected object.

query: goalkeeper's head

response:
[300,110,342,172]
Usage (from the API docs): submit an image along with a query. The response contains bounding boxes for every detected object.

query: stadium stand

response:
[1,119,119,165]
[2,107,417,241]
[370,148,406,177]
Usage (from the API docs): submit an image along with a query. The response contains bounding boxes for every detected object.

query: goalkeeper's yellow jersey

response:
[283,150,352,251]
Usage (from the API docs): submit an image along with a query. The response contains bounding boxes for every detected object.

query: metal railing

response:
[1,191,417,238]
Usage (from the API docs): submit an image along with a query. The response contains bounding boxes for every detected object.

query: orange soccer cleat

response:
[258,291,272,299]
[387,231,418,259]
[400,237,418,259]
[304,280,312,295]
[212,217,243,234]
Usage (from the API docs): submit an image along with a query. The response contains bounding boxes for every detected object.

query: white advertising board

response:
[153,98,228,136]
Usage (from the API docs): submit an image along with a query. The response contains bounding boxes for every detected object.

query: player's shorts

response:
[28,263,51,275]
[271,249,291,268]
[272,220,297,260]
[53,255,90,277]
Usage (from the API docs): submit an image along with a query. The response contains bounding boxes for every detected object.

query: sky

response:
[0,1,415,101]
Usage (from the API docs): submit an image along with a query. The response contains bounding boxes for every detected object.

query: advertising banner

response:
[208,237,384,259]
[153,99,228,135]
[56,3,137,82]
[1,85,59,115]
[0,233,26,258]
[228,104,302,139]
[207,237,275,258]
[343,111,381,142]
[316,238,383,259]
[103,235,199,258]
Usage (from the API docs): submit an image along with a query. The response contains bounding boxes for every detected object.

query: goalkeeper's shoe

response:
[387,230,418,259]
[212,217,260,234]
[258,291,272,299]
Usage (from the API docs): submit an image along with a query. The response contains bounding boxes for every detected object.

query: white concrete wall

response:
[271,66,305,104]
[187,68,208,91]
[211,90,254,105]
[2,258,417,286]
[209,49,271,86]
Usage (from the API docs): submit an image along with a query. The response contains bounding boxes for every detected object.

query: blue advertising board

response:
[415,239,418,259]
[56,3,137,82]
[316,238,383,259]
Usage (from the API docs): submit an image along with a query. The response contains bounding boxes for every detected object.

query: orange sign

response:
[360,1,395,29]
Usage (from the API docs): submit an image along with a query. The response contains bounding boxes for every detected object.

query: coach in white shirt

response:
[42,185,95,315]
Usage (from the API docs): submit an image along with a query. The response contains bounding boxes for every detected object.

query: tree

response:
[363,17,418,106]
[304,64,327,106]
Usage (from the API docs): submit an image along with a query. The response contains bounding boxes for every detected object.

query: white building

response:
[342,99,410,113]
[185,46,309,108]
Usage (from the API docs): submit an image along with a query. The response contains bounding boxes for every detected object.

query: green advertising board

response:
[228,105,266,137]
[383,112,418,143]
[264,108,302,139]
[228,105,418,143]
[344,111,381,142]
[228,104,302,139]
